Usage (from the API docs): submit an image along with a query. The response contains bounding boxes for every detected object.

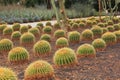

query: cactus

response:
[107,20,114,25]
[113,24,120,30]
[3,27,13,36]
[0,24,7,34]
[76,44,96,58]
[81,29,94,41]
[71,23,79,30]
[11,31,21,41]
[40,34,51,42]
[33,40,51,57]
[101,32,117,45]
[92,38,106,51]
[53,47,78,67]
[53,23,61,30]
[91,26,103,38]
[20,26,28,34]
[0,67,17,80]
[98,23,105,27]
[113,31,120,43]
[8,47,29,63]
[42,26,52,34]
[36,22,44,28]
[24,60,54,80]
[86,20,92,27]
[79,22,85,28]
[54,30,66,39]
[0,39,13,53]
[102,28,108,33]
[68,31,80,43]
[107,26,115,32]
[20,32,35,46]
[56,37,69,48]
[28,28,40,37]
[46,22,52,26]
[12,23,20,31]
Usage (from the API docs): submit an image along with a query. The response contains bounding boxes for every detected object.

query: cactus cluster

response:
[40,34,51,42]
[81,29,93,41]
[20,26,28,34]
[0,39,13,53]
[68,31,80,43]
[11,31,21,41]
[54,30,66,38]
[56,37,69,48]
[92,38,106,51]
[0,67,17,80]
[101,32,117,45]
[24,60,54,80]
[12,23,21,31]
[3,27,13,36]
[42,26,52,34]
[28,28,40,37]
[53,47,77,67]
[77,44,96,58]
[33,40,51,57]
[8,47,29,63]
[20,32,35,46]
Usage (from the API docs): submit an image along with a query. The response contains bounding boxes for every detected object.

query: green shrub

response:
[81,29,94,41]
[53,47,77,67]
[68,31,80,43]
[8,47,29,63]
[91,26,103,37]
[20,26,28,34]
[92,38,106,51]
[0,24,7,34]
[20,32,35,46]
[113,24,120,30]
[12,23,21,31]
[76,44,96,58]
[33,40,51,57]
[71,23,79,30]
[28,28,40,37]
[102,28,108,33]
[40,34,51,42]
[0,67,17,80]
[54,30,66,39]
[0,39,13,53]
[24,60,54,80]
[101,32,117,45]
[11,31,21,41]
[42,26,52,34]
[113,31,120,43]
[107,26,114,32]
[3,27,13,36]
[56,37,69,48]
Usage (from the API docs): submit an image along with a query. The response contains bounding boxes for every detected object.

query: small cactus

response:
[107,20,114,25]
[46,22,52,26]
[11,31,21,41]
[56,37,69,48]
[86,20,92,27]
[28,28,40,37]
[79,22,85,28]
[20,26,28,34]
[12,23,20,31]
[102,28,108,33]
[36,22,44,28]
[24,60,54,80]
[92,38,106,51]
[71,23,79,30]
[8,47,29,64]
[3,27,13,36]
[40,34,51,42]
[98,23,105,27]
[53,23,61,30]
[68,31,80,43]
[33,40,51,57]
[113,31,120,43]
[0,24,7,34]
[20,32,35,46]
[0,39,13,53]
[81,29,94,41]
[0,67,17,80]
[42,26,52,34]
[113,24,120,30]
[101,32,117,46]
[107,26,114,32]
[53,47,78,67]
[76,44,96,58]
[54,30,66,39]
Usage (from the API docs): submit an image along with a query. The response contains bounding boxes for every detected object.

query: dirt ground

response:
[0,36,120,80]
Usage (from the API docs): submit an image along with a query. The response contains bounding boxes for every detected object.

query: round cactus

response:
[0,24,7,34]
[53,23,61,30]
[113,31,120,43]
[101,32,117,45]
[20,32,35,46]
[46,22,52,26]
[107,26,114,32]
[3,27,13,36]
[98,23,105,27]
[91,26,103,38]
[113,17,119,23]
[56,37,69,48]
[24,60,54,80]
[0,39,13,53]
[33,40,51,57]
[86,20,92,27]
[113,24,120,30]
[28,28,40,37]
[79,22,85,28]
[53,47,77,67]
[8,47,29,63]
[40,34,51,42]
[12,23,20,31]
[107,20,114,25]
[0,67,17,80]
[36,22,44,28]
[54,30,66,39]
[68,31,80,43]
[92,38,106,51]
[102,28,108,33]
[42,26,52,34]
[71,23,79,30]
[11,31,21,41]
[76,44,96,58]
[20,26,28,34]
[81,29,94,41]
